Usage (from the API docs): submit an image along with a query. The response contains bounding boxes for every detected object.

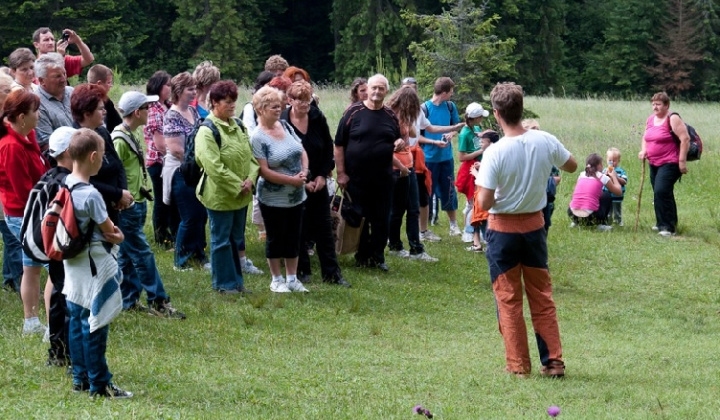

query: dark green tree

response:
[403,0,516,104]
[170,0,264,82]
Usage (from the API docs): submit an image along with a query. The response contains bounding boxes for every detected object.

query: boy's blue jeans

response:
[117,201,168,309]
[67,301,112,392]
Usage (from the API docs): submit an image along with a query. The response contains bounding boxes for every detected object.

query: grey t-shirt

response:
[251,123,306,208]
[65,174,109,242]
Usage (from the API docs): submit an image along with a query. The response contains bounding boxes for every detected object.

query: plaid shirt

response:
[143,101,167,166]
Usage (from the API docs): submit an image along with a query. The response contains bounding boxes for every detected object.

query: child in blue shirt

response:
[603,147,628,226]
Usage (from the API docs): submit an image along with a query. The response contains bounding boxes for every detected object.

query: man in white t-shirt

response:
[477,82,577,378]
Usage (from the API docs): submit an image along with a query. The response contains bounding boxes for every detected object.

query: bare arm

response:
[335,145,348,189]
[559,155,578,173]
[153,131,167,156]
[257,159,306,187]
[604,172,622,196]
[64,29,94,67]
[478,187,496,211]
[165,135,185,160]
[669,114,690,174]
[425,122,464,134]
[458,149,483,162]
[99,218,124,245]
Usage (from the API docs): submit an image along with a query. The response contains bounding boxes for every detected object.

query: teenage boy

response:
[63,128,131,398]
[477,82,577,378]
[87,64,122,131]
[113,91,185,319]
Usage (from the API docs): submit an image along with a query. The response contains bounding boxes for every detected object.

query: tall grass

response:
[0,90,718,418]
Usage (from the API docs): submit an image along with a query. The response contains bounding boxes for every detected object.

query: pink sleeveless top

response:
[569,173,605,212]
[643,114,679,166]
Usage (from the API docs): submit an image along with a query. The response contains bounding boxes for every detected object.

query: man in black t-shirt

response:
[335,74,401,271]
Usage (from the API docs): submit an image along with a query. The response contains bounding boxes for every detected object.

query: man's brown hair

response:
[490,82,524,126]
[433,77,455,95]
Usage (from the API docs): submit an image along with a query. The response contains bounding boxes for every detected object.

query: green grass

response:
[1,91,719,418]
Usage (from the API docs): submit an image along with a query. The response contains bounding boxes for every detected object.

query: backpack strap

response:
[666,112,681,143]
[112,126,150,185]
[421,102,429,118]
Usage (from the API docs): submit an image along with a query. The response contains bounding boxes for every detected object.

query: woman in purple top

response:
[638,92,690,237]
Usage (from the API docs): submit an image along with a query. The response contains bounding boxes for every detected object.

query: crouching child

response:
[62,128,132,398]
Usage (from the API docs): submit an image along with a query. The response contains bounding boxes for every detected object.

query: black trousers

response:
[260,202,304,259]
[48,260,69,362]
[650,163,682,233]
[347,177,393,265]
[298,187,341,280]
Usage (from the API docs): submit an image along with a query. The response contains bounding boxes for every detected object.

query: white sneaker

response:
[270,279,291,293]
[409,252,439,262]
[652,226,659,231]
[658,230,676,237]
[287,279,309,292]
[23,320,46,335]
[243,258,264,275]
[461,232,474,243]
[597,224,612,232]
[203,262,212,271]
[43,327,50,343]
[388,249,411,258]
[449,225,462,236]
[420,230,442,242]
[569,222,577,228]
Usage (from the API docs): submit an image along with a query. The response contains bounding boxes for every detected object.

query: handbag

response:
[330,189,365,255]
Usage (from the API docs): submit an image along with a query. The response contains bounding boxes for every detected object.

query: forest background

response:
[1,0,718,100]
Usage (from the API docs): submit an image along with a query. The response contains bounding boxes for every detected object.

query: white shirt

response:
[409,111,431,147]
[478,129,571,214]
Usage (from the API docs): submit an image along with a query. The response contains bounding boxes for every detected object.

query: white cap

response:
[48,126,77,158]
[117,91,159,117]
[466,102,489,118]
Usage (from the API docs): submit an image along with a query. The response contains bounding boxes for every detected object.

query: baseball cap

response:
[48,126,77,158]
[466,102,489,118]
[117,91,159,117]
[402,77,417,85]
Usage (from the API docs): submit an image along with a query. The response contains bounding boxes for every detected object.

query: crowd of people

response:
[0,27,693,396]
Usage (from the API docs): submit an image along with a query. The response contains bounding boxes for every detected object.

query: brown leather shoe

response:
[540,360,565,378]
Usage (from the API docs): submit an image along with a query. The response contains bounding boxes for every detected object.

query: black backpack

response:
[179,117,245,192]
[420,100,457,136]
[21,168,70,263]
[667,112,703,162]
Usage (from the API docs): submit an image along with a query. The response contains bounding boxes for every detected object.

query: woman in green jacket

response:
[195,80,259,294]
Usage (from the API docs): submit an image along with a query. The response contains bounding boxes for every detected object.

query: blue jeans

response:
[67,301,112,392]
[207,207,247,291]
[171,170,207,268]
[5,215,44,268]
[117,201,168,308]
[426,159,458,212]
[0,219,22,289]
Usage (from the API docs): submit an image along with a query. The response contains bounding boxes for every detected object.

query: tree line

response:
[1,0,717,99]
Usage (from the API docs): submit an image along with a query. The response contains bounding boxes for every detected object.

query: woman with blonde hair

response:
[251,86,309,293]
[191,61,221,119]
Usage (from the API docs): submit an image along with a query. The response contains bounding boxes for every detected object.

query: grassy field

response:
[0,88,718,419]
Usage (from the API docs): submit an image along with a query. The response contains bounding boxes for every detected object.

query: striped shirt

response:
[36,85,74,148]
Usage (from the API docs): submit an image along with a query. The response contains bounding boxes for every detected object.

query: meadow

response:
[0,87,718,419]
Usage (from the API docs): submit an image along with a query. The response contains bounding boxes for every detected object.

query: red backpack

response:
[41,183,95,261]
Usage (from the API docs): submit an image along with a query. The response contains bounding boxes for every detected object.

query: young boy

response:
[63,128,132,398]
[603,147,628,226]
[113,91,185,318]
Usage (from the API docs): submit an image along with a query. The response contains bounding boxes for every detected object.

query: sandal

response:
[465,244,484,253]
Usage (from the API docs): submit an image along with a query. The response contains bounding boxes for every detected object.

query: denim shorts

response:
[5,215,46,268]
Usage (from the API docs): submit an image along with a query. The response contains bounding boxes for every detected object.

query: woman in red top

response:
[0,89,51,334]
[638,92,690,236]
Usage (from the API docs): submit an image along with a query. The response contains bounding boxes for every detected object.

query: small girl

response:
[467,131,499,251]
[568,153,622,230]
[455,102,489,244]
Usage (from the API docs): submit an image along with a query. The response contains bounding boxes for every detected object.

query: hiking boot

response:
[90,383,133,399]
[151,301,186,320]
[540,360,565,378]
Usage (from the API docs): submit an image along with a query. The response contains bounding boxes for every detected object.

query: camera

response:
[60,32,70,43]
[139,187,154,201]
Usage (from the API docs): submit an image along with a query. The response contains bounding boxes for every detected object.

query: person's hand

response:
[291,171,307,188]
[56,39,68,55]
[399,166,410,177]
[394,139,406,152]
[442,132,455,142]
[240,179,253,195]
[305,180,316,192]
[119,190,134,209]
[435,139,449,148]
[63,29,80,45]
[313,176,326,192]
[103,226,124,244]
[679,161,688,174]
[638,150,647,160]
[337,172,349,189]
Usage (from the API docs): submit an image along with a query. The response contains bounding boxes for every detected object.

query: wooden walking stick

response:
[634,158,647,233]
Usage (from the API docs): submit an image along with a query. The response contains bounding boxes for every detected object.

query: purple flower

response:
[547,405,561,417]
[424,408,434,418]
[414,405,424,414]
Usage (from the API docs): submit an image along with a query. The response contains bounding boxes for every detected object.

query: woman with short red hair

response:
[0,89,51,334]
